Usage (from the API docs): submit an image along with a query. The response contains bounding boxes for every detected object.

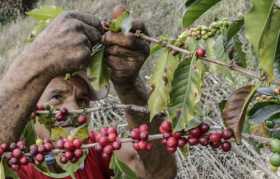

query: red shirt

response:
[16,149,113,179]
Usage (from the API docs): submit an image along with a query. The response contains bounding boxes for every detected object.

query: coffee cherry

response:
[166,147,177,153]
[65,151,73,160]
[60,107,68,115]
[55,111,65,121]
[99,136,109,147]
[9,143,17,150]
[9,157,18,165]
[107,127,117,134]
[16,141,26,150]
[271,138,280,153]
[103,145,113,155]
[195,48,206,58]
[222,128,233,140]
[19,156,28,165]
[209,132,222,144]
[131,129,141,140]
[140,131,149,140]
[74,149,83,158]
[35,153,44,163]
[146,143,152,151]
[173,132,182,140]
[178,138,187,147]
[112,141,122,150]
[78,115,87,125]
[64,140,75,151]
[1,143,8,151]
[189,128,202,138]
[138,141,148,150]
[73,139,82,149]
[12,148,22,158]
[100,128,108,136]
[94,143,103,152]
[199,123,209,133]
[199,137,209,146]
[270,153,280,167]
[44,142,53,152]
[37,144,45,153]
[133,143,140,150]
[56,139,65,149]
[160,121,172,133]
[30,145,38,156]
[139,124,149,132]
[188,137,199,145]
[210,142,221,149]
[60,156,67,164]
[108,133,117,142]
[167,137,178,148]
[221,141,231,152]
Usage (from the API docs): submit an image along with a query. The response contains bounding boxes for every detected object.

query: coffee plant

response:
[1,0,280,178]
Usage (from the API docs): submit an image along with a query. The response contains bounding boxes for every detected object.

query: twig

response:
[136,32,280,85]
[36,104,148,115]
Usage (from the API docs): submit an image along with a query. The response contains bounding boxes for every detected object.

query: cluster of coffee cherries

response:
[34,105,88,125]
[159,121,186,153]
[1,141,28,170]
[187,19,230,40]
[159,120,234,153]
[89,127,122,160]
[130,124,152,151]
[56,138,84,164]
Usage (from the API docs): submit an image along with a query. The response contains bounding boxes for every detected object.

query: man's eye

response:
[49,94,63,105]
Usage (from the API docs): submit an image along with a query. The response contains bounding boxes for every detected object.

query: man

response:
[0,7,177,179]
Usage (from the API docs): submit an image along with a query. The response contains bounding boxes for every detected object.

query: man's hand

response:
[101,21,150,84]
[27,11,102,76]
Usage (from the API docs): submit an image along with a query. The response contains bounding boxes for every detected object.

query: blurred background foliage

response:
[0,0,249,78]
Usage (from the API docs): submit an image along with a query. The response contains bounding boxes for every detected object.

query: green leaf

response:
[148,49,180,120]
[111,154,137,179]
[182,0,221,27]
[109,11,131,33]
[249,104,280,124]
[69,124,88,140]
[244,0,274,51]
[232,36,247,68]
[226,18,244,40]
[259,8,280,80]
[27,6,63,21]
[27,20,49,42]
[0,160,5,179]
[222,85,256,144]
[51,127,69,140]
[20,120,37,146]
[3,160,19,179]
[168,55,206,130]
[88,47,109,91]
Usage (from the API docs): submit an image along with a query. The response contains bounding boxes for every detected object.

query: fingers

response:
[81,23,101,46]
[65,11,102,31]
[102,32,150,57]
[106,45,144,58]
[130,19,149,35]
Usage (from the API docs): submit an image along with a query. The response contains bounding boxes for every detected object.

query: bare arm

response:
[0,12,102,143]
[102,28,177,179]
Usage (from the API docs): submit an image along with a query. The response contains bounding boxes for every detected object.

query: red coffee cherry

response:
[221,141,231,152]
[160,121,172,133]
[73,139,82,149]
[199,123,210,133]
[195,48,206,58]
[78,115,88,125]
[189,128,202,138]
[166,137,178,148]
[209,132,222,144]
[187,137,199,146]
[222,128,233,140]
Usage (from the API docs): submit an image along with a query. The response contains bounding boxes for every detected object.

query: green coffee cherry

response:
[270,153,280,167]
[271,138,280,153]
[266,120,275,129]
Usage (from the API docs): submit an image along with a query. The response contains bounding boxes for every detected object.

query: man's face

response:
[35,76,93,139]
[37,76,92,110]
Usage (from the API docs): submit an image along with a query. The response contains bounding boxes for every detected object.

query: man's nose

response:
[60,97,80,110]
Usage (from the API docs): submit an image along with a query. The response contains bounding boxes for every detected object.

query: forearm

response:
[0,50,53,143]
[113,78,177,178]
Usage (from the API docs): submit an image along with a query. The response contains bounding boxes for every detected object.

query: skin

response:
[0,10,176,179]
